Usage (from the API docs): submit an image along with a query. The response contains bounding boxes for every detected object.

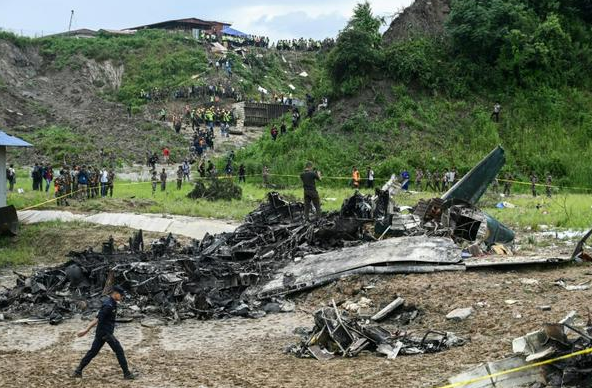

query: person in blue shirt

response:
[77,166,89,200]
[401,170,410,191]
[72,285,135,380]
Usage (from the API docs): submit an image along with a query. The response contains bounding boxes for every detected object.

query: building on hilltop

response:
[129,18,231,39]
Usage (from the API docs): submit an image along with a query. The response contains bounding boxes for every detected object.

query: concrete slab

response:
[18,210,237,239]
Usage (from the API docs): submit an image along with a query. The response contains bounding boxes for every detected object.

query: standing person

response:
[151,170,158,196]
[301,162,322,221]
[7,164,16,192]
[352,167,360,189]
[176,166,183,190]
[270,125,278,141]
[503,172,513,196]
[162,148,170,165]
[107,169,115,198]
[450,167,458,185]
[491,102,501,122]
[280,123,287,135]
[100,168,109,198]
[238,164,246,183]
[433,171,441,192]
[530,172,538,197]
[414,168,423,191]
[441,169,449,192]
[424,170,434,192]
[44,166,53,193]
[72,285,135,380]
[401,170,410,191]
[545,173,552,198]
[182,159,191,181]
[160,168,167,191]
[31,163,40,191]
[78,166,89,200]
[262,165,270,187]
[366,167,374,189]
[491,175,500,194]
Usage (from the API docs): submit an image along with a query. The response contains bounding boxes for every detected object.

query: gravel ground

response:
[1,257,591,388]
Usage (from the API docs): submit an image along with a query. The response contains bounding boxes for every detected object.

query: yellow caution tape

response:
[11,171,592,212]
[436,346,592,388]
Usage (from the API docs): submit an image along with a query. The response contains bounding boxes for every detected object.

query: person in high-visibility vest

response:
[352,167,360,189]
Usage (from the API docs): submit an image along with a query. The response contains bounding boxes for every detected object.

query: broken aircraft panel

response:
[252,236,462,298]
[442,145,505,205]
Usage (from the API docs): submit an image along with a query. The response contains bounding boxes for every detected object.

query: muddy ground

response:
[1,250,591,388]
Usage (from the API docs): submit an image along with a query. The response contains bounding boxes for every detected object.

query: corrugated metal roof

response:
[0,131,32,147]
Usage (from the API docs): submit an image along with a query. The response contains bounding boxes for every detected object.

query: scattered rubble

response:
[287,300,465,360]
[554,279,591,291]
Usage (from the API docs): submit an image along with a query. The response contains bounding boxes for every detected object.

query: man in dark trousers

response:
[72,285,135,380]
[300,161,322,221]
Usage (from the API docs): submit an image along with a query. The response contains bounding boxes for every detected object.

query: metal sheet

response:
[0,131,32,147]
[465,255,572,268]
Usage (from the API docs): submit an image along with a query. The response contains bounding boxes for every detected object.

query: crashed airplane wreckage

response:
[0,146,575,322]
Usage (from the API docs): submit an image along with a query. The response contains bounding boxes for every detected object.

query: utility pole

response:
[68,10,74,32]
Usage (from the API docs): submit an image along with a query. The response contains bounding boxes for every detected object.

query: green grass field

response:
[6,172,592,230]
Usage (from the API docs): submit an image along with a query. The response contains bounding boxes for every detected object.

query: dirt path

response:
[18,210,237,239]
[2,260,591,388]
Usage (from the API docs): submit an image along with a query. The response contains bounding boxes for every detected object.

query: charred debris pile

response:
[288,299,466,361]
[0,147,561,324]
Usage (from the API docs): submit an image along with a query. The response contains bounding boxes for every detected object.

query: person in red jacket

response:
[162,148,170,165]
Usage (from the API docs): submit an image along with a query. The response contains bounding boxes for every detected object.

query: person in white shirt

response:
[100,169,109,197]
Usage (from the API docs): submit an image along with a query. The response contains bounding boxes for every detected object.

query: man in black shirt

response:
[72,285,135,380]
[300,161,322,221]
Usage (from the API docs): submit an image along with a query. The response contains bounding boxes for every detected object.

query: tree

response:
[325,2,384,95]
[446,0,533,64]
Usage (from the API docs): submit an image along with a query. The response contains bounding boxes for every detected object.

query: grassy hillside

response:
[238,84,592,188]
[35,30,321,107]
[236,1,592,190]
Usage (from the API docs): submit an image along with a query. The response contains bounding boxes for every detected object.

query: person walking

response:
[300,161,322,221]
[72,285,135,380]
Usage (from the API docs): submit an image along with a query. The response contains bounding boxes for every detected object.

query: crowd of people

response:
[275,38,335,51]
[198,30,270,48]
[221,34,270,48]
[140,82,242,103]
[29,163,116,205]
